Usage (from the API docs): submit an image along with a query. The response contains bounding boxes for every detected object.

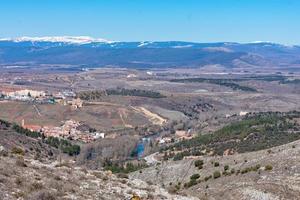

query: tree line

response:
[77,88,165,100]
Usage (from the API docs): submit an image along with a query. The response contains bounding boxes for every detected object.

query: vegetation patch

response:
[170,78,257,92]
[77,88,165,100]
[103,160,148,174]
[165,111,300,159]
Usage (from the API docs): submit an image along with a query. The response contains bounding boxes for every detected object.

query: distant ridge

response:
[0,37,299,69]
[0,36,113,44]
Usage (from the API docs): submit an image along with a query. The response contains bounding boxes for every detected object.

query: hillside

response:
[163,111,300,160]
[0,150,196,200]
[130,139,300,200]
[0,127,196,200]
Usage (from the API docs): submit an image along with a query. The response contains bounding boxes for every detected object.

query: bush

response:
[204,175,212,181]
[11,147,25,156]
[214,162,220,167]
[253,164,261,171]
[184,179,198,188]
[194,160,204,167]
[241,167,250,174]
[190,173,200,180]
[265,165,273,171]
[224,165,229,171]
[213,171,221,179]
[30,182,44,192]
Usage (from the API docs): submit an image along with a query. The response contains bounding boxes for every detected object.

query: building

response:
[239,111,249,116]
[8,89,45,98]
[93,132,105,139]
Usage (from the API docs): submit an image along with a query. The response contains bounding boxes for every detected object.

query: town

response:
[0,85,105,143]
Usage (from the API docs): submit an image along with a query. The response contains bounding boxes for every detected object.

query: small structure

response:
[239,111,248,116]
[127,74,137,78]
[93,132,105,139]
[6,89,45,98]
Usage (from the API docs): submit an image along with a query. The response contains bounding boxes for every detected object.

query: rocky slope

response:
[0,145,196,200]
[130,140,300,200]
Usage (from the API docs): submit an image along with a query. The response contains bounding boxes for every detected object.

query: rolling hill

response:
[1,37,300,69]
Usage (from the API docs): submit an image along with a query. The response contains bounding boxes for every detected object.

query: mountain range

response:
[0,36,300,69]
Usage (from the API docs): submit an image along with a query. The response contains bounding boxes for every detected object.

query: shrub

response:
[265,165,273,171]
[214,162,220,167]
[213,171,221,179]
[241,167,250,174]
[184,179,198,188]
[224,165,229,171]
[222,171,231,176]
[30,182,44,191]
[11,147,25,156]
[190,173,200,180]
[253,164,261,171]
[204,175,212,181]
[194,160,204,167]
[230,168,235,174]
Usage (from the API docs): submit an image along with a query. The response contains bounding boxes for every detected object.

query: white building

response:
[5,89,45,98]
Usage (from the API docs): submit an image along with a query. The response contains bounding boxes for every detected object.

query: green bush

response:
[11,147,25,156]
[214,162,220,167]
[265,165,273,171]
[204,175,212,181]
[213,171,221,179]
[195,160,204,167]
[224,165,229,171]
[190,174,200,180]
[184,179,198,188]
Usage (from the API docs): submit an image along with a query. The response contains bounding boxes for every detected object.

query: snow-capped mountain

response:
[0,37,299,69]
[0,36,113,44]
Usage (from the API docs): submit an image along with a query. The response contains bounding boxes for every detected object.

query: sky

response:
[0,0,299,44]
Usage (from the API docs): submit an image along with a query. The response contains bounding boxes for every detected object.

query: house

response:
[93,132,105,139]
[239,111,248,116]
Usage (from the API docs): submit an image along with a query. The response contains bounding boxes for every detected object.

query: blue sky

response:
[0,0,299,44]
